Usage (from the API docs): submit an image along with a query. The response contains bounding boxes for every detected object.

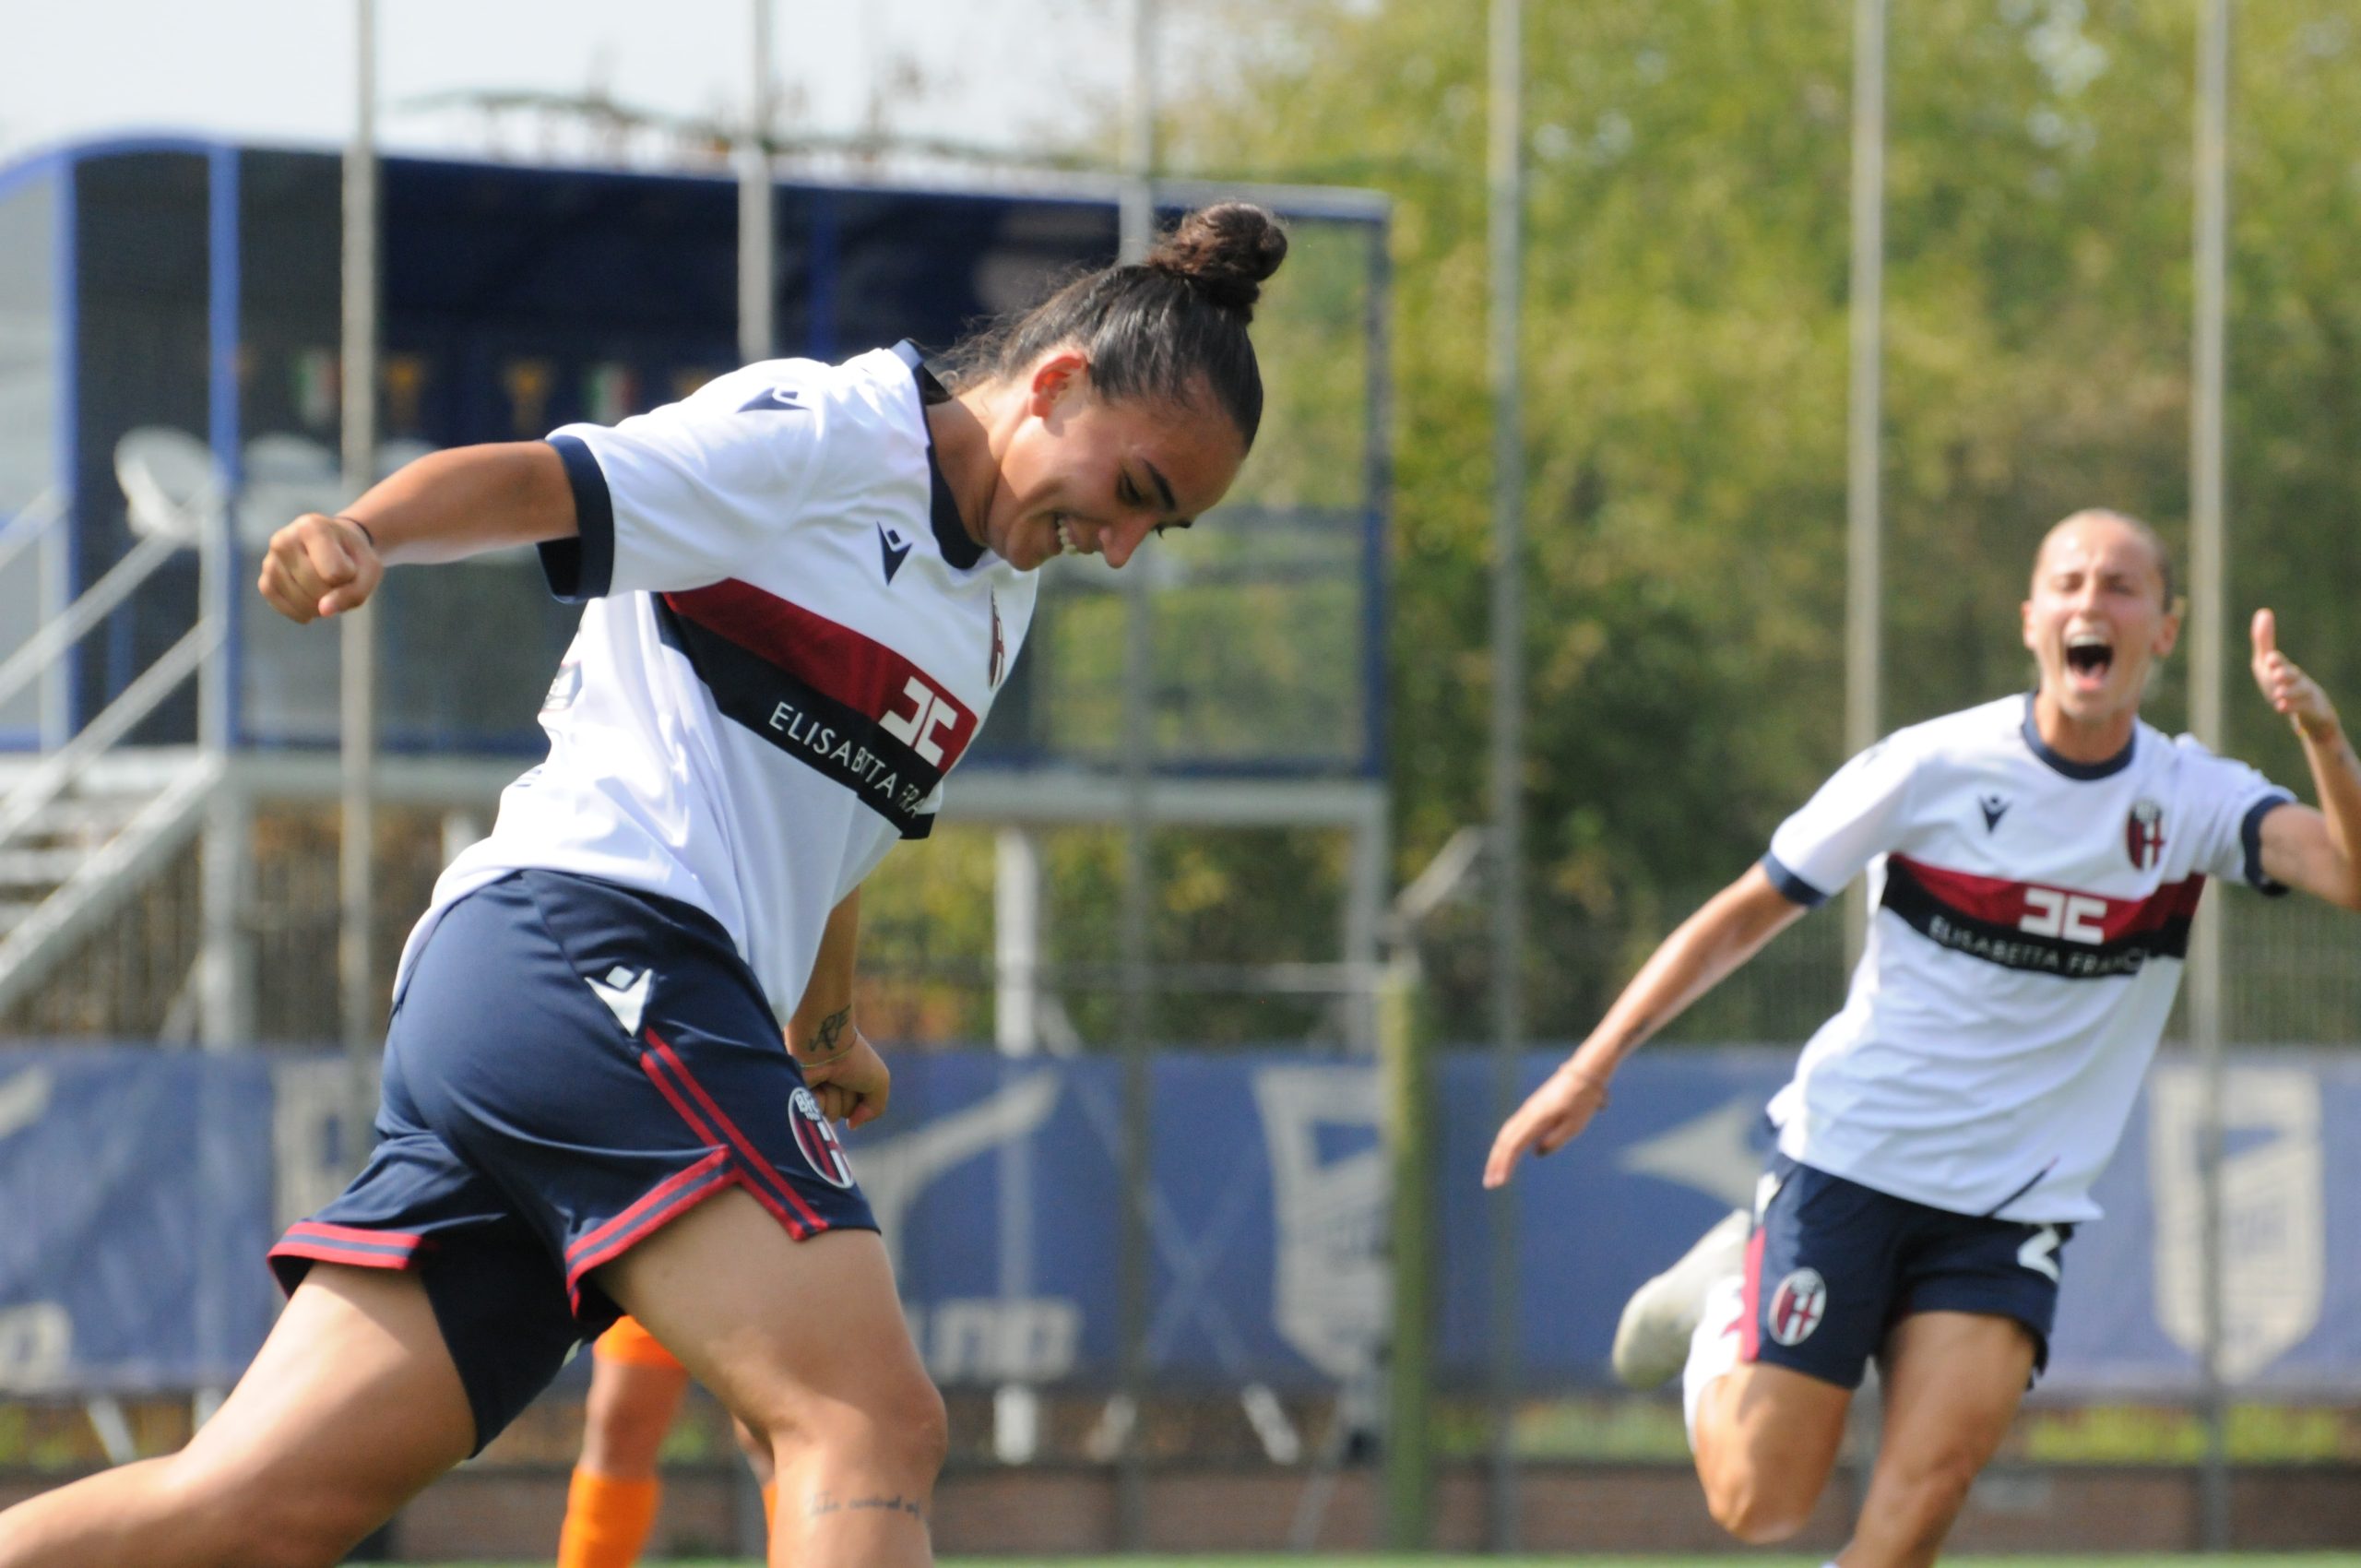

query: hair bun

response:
[1146,202,1289,319]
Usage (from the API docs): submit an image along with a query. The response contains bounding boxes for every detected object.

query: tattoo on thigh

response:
[806,1489,926,1524]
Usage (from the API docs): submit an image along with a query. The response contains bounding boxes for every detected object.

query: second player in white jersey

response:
[1762,693,2289,1221]
[1487,509,2360,1568]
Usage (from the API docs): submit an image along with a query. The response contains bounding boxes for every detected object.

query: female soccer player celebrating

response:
[0,202,1287,1568]
[1487,509,2359,1568]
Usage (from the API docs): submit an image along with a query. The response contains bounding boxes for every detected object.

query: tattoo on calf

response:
[805,1489,926,1523]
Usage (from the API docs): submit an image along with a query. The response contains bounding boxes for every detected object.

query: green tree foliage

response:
[1132,0,2361,1039]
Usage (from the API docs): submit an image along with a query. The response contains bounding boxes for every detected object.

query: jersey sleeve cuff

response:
[2241,791,2296,895]
[539,434,617,602]
[1761,852,1829,908]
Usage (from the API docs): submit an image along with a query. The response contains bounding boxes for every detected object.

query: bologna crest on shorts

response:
[1767,1266,1828,1347]
[788,1087,856,1188]
[2125,799,2166,871]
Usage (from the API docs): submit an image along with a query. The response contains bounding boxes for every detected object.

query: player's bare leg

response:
[1667,1266,1849,1545]
[560,1345,694,1568]
[732,1414,779,1530]
[580,1348,692,1479]
[0,1265,474,1568]
[1833,1311,2034,1568]
[601,1191,945,1568]
[1691,1361,1852,1542]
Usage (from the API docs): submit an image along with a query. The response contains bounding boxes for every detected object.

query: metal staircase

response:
[0,432,231,1025]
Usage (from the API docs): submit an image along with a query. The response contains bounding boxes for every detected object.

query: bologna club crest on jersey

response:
[2126,799,2166,871]
[788,1087,856,1188]
[1767,1267,1828,1347]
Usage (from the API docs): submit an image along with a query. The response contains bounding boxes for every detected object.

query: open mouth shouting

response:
[2063,630,2114,694]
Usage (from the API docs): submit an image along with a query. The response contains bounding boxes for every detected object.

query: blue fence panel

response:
[0,1050,279,1392]
[1,1046,2356,1396]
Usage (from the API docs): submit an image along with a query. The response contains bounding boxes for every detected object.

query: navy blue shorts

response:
[268,870,876,1451]
[1740,1153,2070,1390]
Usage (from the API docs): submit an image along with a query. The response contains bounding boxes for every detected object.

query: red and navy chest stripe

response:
[1880,853,2205,980]
[655,579,979,838]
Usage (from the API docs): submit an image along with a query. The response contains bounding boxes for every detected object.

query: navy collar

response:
[2020,691,2135,780]
[894,339,984,571]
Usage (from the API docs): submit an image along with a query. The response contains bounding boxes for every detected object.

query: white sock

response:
[1681,1272,1746,1450]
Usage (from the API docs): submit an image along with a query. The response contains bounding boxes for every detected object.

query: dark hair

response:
[940,202,1289,450]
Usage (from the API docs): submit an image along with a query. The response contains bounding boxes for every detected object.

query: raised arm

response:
[1483,863,1808,1188]
[787,889,893,1128]
[256,441,578,624]
[2252,610,2361,910]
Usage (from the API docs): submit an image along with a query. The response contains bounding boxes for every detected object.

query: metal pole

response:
[1380,957,1435,1549]
[1115,0,1157,1548]
[1485,0,1525,1549]
[198,242,250,1048]
[738,0,775,365]
[1843,0,1887,965]
[338,0,380,1158]
[992,827,1044,1465]
[2189,0,2233,1549]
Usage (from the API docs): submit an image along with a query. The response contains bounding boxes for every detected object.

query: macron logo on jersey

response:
[1979,794,2011,832]
[737,386,807,413]
[877,523,913,584]
[587,966,652,1036]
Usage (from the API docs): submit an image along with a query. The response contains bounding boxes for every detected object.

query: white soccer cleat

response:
[1610,1206,1752,1389]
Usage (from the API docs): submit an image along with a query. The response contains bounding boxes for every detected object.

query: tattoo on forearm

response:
[805,1489,926,1523]
[799,1005,851,1061]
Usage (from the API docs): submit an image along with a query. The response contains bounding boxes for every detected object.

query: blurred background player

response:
[556,1316,772,1568]
[0,202,1289,1568]
[1486,509,2360,1568]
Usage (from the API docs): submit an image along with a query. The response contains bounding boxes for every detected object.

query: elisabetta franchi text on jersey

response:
[395,343,1037,1021]
[1756,694,2292,1226]
[654,577,981,838]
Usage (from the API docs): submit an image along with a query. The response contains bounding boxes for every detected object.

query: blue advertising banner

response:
[0,1050,279,1391]
[1,1045,2356,1396]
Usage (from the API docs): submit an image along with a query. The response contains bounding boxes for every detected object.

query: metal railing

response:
[0,434,231,1021]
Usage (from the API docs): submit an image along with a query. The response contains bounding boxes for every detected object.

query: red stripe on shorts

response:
[565,1149,731,1272]
[642,1030,830,1235]
[563,1154,735,1305]
[634,1047,804,1237]
[281,1219,426,1252]
[267,1236,420,1273]
[1738,1223,1767,1364]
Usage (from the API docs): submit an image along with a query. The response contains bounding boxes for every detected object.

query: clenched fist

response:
[257,512,382,624]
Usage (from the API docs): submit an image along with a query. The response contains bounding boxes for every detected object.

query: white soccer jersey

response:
[1762,693,2293,1223]
[394,343,1037,1017]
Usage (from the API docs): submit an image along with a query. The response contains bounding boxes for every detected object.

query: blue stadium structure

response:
[0,137,1393,1034]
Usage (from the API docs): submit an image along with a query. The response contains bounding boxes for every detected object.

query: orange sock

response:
[556,1467,662,1568]
[761,1481,777,1535]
